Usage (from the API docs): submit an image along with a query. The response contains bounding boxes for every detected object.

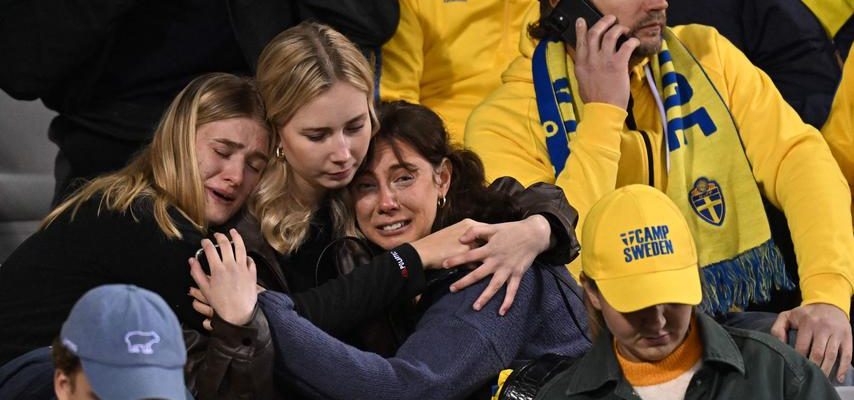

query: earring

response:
[437,195,447,208]
[275,146,285,160]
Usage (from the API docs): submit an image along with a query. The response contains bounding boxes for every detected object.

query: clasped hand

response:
[415,215,552,316]
[188,229,258,329]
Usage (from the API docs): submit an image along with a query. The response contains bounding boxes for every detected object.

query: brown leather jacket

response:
[184,306,278,400]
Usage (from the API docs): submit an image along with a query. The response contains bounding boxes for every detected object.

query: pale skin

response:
[583,276,692,363]
[556,0,852,380]
[189,229,258,327]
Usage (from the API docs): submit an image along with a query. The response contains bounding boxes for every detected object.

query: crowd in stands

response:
[0,0,852,399]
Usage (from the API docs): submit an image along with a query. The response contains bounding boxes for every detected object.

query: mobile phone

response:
[194,240,235,261]
[542,0,628,49]
[194,240,235,274]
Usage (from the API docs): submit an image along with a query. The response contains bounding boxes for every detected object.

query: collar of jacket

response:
[563,312,746,397]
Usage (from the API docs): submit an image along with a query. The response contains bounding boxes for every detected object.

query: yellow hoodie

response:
[822,43,854,221]
[466,7,854,315]
[801,0,854,39]
[379,0,534,143]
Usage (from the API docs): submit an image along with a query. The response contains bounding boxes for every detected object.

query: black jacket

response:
[0,0,399,148]
[668,0,841,128]
[0,197,425,399]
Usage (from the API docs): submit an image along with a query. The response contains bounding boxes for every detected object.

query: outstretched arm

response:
[257,270,546,400]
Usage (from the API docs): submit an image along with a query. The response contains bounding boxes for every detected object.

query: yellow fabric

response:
[802,0,854,38]
[616,317,703,387]
[536,33,780,316]
[490,369,513,400]
[822,43,854,224]
[379,0,535,143]
[465,8,854,316]
[582,185,701,313]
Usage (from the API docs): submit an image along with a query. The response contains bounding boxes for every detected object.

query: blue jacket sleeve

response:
[257,271,547,400]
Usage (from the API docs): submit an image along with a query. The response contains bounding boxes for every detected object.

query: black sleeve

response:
[90,207,207,333]
[740,0,841,128]
[290,243,425,336]
[0,0,138,99]
[295,0,400,48]
[488,177,581,266]
[669,0,840,128]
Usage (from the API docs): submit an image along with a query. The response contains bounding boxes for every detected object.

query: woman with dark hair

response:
[192,100,592,399]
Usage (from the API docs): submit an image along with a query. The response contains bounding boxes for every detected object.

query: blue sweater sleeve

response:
[258,268,550,400]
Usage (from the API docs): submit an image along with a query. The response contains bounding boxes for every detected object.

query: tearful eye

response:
[354,181,376,192]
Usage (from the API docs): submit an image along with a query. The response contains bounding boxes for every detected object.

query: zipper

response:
[638,130,655,187]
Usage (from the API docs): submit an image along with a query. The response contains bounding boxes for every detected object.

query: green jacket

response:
[535,313,839,400]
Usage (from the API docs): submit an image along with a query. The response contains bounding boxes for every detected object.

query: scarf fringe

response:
[699,239,794,315]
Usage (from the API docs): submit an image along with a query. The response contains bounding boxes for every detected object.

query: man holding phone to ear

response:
[466,0,854,383]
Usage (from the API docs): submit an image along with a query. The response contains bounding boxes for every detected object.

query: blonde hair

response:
[253,22,377,254]
[43,73,272,238]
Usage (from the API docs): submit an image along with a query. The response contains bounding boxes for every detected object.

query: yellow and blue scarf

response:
[533,29,793,315]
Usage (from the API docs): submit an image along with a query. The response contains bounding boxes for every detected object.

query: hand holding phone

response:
[543,0,628,50]
[194,239,234,274]
[188,229,258,327]
[571,15,639,109]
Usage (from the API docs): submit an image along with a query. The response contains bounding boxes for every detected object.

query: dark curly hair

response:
[359,101,518,232]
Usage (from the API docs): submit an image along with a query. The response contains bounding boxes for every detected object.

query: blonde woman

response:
[0,73,274,398]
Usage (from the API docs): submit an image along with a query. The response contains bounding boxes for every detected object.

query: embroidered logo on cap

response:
[124,331,161,355]
[621,225,674,263]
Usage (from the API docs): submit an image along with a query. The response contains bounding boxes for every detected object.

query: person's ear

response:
[581,275,603,311]
[435,158,452,198]
[54,370,73,399]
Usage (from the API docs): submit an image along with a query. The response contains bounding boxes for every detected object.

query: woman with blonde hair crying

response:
[0,72,275,398]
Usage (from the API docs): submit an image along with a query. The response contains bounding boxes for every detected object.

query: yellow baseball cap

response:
[581,185,702,313]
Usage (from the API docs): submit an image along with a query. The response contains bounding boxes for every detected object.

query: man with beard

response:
[465,0,854,384]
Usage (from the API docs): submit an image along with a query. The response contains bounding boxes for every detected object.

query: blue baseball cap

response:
[60,284,188,400]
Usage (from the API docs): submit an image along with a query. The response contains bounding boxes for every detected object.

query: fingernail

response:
[449,286,457,293]
[576,18,582,26]
[473,302,482,311]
